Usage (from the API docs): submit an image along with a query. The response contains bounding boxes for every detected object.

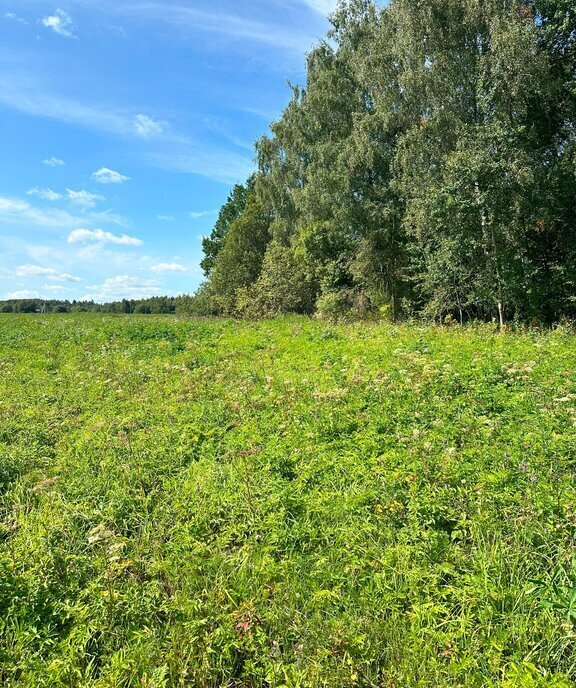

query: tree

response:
[206,194,271,314]
[197,0,576,323]
[201,176,255,276]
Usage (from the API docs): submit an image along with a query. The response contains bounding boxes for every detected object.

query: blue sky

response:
[0,0,336,302]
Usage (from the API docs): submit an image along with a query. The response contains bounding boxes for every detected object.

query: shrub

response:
[244,242,316,317]
[315,288,371,322]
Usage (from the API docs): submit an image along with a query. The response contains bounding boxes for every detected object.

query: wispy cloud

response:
[4,12,28,26]
[0,75,172,143]
[190,209,217,219]
[16,264,81,282]
[0,195,127,230]
[67,228,143,246]
[0,195,86,229]
[109,24,127,37]
[44,284,74,293]
[26,188,105,207]
[43,157,65,167]
[27,188,63,201]
[151,262,187,273]
[203,117,254,152]
[92,167,131,184]
[66,189,105,208]
[7,290,39,299]
[81,275,163,301]
[41,9,76,38]
[0,74,253,184]
[0,76,132,134]
[157,214,175,222]
[86,210,131,227]
[118,3,318,54]
[19,241,144,275]
[134,113,166,138]
[149,147,254,185]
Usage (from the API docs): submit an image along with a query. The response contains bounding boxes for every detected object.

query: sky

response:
[0,0,337,302]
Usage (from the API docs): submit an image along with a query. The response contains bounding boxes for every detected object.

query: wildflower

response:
[87,524,116,546]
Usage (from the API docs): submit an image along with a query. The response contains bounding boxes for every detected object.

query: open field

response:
[2,315,576,686]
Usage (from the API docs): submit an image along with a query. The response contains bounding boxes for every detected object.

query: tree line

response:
[0,296,188,314]
[192,0,575,323]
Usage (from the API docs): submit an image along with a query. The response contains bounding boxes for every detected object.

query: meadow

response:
[2,314,576,687]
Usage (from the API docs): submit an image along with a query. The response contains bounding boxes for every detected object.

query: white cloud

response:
[27,187,108,209]
[16,264,55,278]
[134,114,165,138]
[66,189,105,208]
[87,210,130,227]
[27,188,63,201]
[203,117,253,152]
[120,4,318,55]
[149,148,254,185]
[0,197,30,214]
[0,195,86,229]
[24,244,64,265]
[16,264,81,282]
[0,77,247,185]
[41,9,75,37]
[4,12,28,25]
[43,157,65,167]
[44,285,73,293]
[190,209,217,219]
[110,25,127,37]
[81,275,163,301]
[0,76,142,138]
[19,241,143,276]
[157,214,175,222]
[0,195,127,231]
[7,290,39,299]
[151,262,187,274]
[92,167,131,184]
[67,228,143,246]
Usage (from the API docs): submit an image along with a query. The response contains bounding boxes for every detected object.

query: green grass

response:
[2,314,576,687]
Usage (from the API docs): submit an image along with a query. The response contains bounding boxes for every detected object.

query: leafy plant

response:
[529,560,576,623]
[2,313,576,685]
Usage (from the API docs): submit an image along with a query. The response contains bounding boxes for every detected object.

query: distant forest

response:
[0,296,188,314]
[190,0,575,324]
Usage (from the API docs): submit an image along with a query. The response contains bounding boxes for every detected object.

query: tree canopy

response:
[194,0,575,323]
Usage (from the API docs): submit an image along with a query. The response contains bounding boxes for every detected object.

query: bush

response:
[176,286,228,317]
[242,242,316,317]
[315,288,371,322]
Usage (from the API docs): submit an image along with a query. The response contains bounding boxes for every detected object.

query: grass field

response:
[2,315,576,687]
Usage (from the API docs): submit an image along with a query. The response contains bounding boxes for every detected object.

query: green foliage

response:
[529,560,576,622]
[0,296,183,315]
[201,177,254,277]
[201,195,271,315]
[199,0,575,323]
[240,242,316,317]
[3,314,576,685]
[315,287,370,321]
